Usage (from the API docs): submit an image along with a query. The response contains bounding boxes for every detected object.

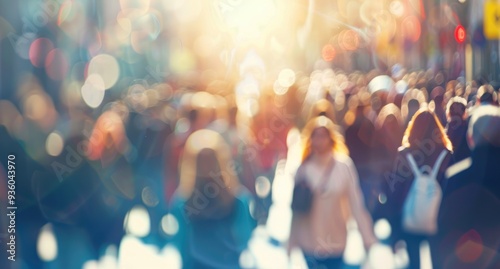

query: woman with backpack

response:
[289,116,377,269]
[386,107,453,269]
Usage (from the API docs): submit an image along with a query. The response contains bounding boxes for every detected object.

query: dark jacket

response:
[446,119,471,163]
[437,145,500,269]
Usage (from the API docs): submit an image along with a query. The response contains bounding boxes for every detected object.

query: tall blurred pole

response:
[466,44,472,83]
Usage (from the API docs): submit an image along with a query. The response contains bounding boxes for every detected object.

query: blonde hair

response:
[301,116,349,161]
[402,108,453,151]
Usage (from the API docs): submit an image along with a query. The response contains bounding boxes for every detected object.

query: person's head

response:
[190,91,216,129]
[179,129,239,219]
[467,105,500,150]
[401,88,427,122]
[476,84,498,106]
[446,96,467,122]
[402,108,453,151]
[308,98,336,123]
[431,86,445,106]
[301,116,348,161]
[375,103,403,134]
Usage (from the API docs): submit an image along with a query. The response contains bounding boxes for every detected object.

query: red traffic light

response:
[455,25,466,43]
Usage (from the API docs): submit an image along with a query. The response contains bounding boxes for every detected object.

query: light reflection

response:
[24,93,49,121]
[37,224,58,262]
[29,38,54,68]
[88,54,120,89]
[124,205,150,237]
[255,176,271,198]
[374,218,391,240]
[161,214,179,236]
[81,74,106,108]
[46,131,64,157]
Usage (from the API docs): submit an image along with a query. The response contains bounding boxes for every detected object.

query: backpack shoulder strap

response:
[405,153,421,176]
[431,150,448,178]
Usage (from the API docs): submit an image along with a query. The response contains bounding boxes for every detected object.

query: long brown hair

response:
[402,108,453,151]
[179,129,240,219]
[301,116,349,161]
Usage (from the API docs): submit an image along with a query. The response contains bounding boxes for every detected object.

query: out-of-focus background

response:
[0,0,499,269]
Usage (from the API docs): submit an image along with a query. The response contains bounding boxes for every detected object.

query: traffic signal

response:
[455,25,466,43]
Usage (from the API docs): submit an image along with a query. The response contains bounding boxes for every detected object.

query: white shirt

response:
[289,153,377,256]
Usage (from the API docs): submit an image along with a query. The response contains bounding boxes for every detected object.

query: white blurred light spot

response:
[273,80,289,95]
[420,240,432,269]
[88,54,120,89]
[278,69,296,88]
[344,228,366,265]
[374,218,392,241]
[389,0,405,17]
[266,204,292,242]
[37,224,58,262]
[237,97,259,117]
[378,193,388,204]
[240,250,256,268]
[239,249,256,269]
[81,74,106,108]
[82,260,98,269]
[46,131,64,156]
[175,118,190,134]
[368,243,395,269]
[98,244,118,269]
[255,176,271,198]
[161,245,182,269]
[161,214,179,236]
[124,205,150,237]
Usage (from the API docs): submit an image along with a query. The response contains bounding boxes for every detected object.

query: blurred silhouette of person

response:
[344,92,377,183]
[445,96,471,163]
[169,129,255,269]
[289,116,376,269]
[401,88,428,128]
[373,104,404,220]
[164,91,217,205]
[248,91,292,223]
[438,105,500,269]
[431,86,447,126]
[386,108,453,269]
[476,84,498,106]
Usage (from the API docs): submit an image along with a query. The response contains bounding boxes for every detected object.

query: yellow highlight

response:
[484,2,500,39]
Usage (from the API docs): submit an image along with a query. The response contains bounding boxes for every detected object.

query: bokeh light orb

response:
[81,74,106,108]
[88,54,120,89]
[29,38,54,68]
[45,48,69,81]
[46,131,64,157]
[37,224,58,262]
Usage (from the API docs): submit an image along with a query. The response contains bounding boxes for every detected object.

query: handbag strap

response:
[295,156,336,189]
[317,156,336,190]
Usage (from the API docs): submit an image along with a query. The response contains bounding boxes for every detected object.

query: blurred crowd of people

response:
[1,64,500,269]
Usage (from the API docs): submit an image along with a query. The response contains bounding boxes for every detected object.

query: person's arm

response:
[345,158,378,249]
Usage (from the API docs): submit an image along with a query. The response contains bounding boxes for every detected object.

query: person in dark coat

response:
[437,105,500,269]
[445,96,471,163]
[385,108,453,269]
